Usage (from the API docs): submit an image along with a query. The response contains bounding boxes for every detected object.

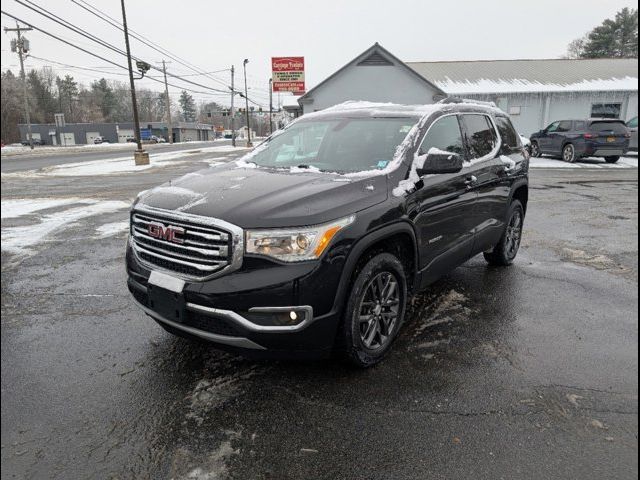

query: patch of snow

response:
[235,159,258,169]
[2,200,130,255]
[150,186,200,197]
[519,135,531,147]
[289,165,322,173]
[1,197,91,219]
[435,76,639,95]
[530,156,638,169]
[500,155,517,171]
[95,220,130,237]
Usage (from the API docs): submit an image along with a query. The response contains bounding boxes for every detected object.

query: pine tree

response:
[91,78,116,121]
[178,90,196,122]
[567,8,638,59]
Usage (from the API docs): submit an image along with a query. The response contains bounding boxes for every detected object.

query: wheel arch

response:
[509,180,529,215]
[332,222,419,315]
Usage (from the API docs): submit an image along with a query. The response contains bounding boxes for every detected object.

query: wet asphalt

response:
[1,152,638,479]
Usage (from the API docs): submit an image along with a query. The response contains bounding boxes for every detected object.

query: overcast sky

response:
[1,0,636,108]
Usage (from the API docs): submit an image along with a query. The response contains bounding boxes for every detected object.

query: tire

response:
[531,141,542,158]
[605,156,620,164]
[562,143,577,163]
[484,200,525,267]
[340,253,407,368]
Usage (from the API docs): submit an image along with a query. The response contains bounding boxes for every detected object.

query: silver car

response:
[627,117,638,151]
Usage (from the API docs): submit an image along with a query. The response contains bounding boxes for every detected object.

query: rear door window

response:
[461,114,498,159]
[574,121,587,131]
[557,121,572,132]
[418,115,465,156]
[495,116,521,152]
[627,117,638,128]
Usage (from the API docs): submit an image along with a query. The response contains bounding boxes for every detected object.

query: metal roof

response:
[407,58,638,94]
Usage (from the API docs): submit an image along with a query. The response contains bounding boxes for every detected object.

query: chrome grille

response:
[130,206,243,280]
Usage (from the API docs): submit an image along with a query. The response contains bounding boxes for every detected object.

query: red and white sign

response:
[272,57,305,94]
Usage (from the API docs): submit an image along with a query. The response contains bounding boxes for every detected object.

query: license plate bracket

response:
[607,136,616,143]
[148,284,186,323]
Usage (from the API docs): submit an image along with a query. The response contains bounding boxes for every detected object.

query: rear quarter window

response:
[461,114,498,159]
[495,116,521,152]
[574,121,587,131]
[590,121,628,134]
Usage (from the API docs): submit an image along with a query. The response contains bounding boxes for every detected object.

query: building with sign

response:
[296,43,638,135]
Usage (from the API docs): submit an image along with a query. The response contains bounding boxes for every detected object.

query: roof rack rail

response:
[438,96,498,108]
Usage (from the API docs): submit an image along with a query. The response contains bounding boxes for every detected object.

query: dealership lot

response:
[1,149,638,479]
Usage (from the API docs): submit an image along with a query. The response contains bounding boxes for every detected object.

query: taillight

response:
[625,132,631,138]
[584,133,596,139]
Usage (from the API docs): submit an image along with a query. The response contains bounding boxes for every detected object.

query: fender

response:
[507,178,529,215]
[330,221,419,315]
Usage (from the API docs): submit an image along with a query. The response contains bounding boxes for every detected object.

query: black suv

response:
[530,118,630,163]
[126,102,529,367]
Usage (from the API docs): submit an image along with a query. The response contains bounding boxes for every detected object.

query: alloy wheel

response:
[505,209,523,259]
[358,272,401,350]
[563,144,575,162]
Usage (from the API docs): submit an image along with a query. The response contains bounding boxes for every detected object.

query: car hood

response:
[134,163,388,228]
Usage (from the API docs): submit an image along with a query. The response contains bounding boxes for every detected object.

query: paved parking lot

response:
[1,149,638,479]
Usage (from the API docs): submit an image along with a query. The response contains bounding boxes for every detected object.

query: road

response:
[0,140,236,173]
[1,148,637,479]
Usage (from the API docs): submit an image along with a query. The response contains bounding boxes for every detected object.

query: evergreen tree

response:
[90,78,116,121]
[178,90,196,122]
[568,8,638,58]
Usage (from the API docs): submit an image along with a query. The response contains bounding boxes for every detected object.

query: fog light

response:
[289,311,298,321]
[241,309,308,327]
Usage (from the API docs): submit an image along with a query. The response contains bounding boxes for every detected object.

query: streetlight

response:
[243,59,252,147]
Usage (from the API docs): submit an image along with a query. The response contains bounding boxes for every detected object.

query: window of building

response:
[461,114,498,159]
[418,115,465,157]
[508,106,522,116]
[591,103,622,119]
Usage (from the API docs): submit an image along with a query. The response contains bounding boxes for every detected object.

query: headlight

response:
[245,215,355,262]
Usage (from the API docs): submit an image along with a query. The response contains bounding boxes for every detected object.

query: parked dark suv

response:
[126,101,529,367]
[530,119,630,163]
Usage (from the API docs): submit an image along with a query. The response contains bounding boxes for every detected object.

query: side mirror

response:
[416,152,464,176]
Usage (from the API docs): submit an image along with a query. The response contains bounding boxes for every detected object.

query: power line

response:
[0,11,235,100]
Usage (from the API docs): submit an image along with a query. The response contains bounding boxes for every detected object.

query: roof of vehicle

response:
[299,100,503,121]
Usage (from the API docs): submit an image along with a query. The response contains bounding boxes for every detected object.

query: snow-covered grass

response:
[1,197,93,219]
[2,146,246,178]
[530,155,637,169]
[95,220,130,237]
[0,140,224,157]
[1,199,129,255]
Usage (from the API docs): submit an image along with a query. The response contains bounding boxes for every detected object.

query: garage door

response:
[118,129,134,143]
[61,133,75,146]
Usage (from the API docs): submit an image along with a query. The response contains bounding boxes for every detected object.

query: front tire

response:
[484,200,525,266]
[605,156,620,164]
[340,253,407,368]
[531,141,542,158]
[562,143,577,163]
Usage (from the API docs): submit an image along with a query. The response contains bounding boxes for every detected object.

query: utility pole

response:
[269,78,274,135]
[230,65,236,147]
[160,60,173,144]
[120,0,149,165]
[5,23,34,149]
[243,59,252,147]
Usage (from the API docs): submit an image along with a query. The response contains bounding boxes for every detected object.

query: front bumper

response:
[126,238,346,358]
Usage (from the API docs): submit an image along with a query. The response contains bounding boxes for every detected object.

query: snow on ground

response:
[1,197,94,219]
[530,155,637,169]
[1,199,129,255]
[2,146,247,178]
[95,220,130,237]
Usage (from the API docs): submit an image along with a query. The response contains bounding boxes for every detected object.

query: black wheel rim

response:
[532,143,539,157]
[505,209,523,259]
[358,272,401,350]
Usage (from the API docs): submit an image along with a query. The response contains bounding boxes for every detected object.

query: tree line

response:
[0,66,252,143]
[566,7,638,59]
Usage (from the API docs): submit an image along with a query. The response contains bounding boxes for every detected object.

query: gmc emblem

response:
[147,222,185,244]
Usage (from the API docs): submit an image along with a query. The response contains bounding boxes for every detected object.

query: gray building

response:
[18,121,215,145]
[296,43,638,136]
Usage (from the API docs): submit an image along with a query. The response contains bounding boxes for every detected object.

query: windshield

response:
[247,117,419,173]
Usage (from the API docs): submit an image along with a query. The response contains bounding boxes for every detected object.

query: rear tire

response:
[484,200,525,267]
[340,253,407,368]
[605,156,620,164]
[562,143,577,163]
